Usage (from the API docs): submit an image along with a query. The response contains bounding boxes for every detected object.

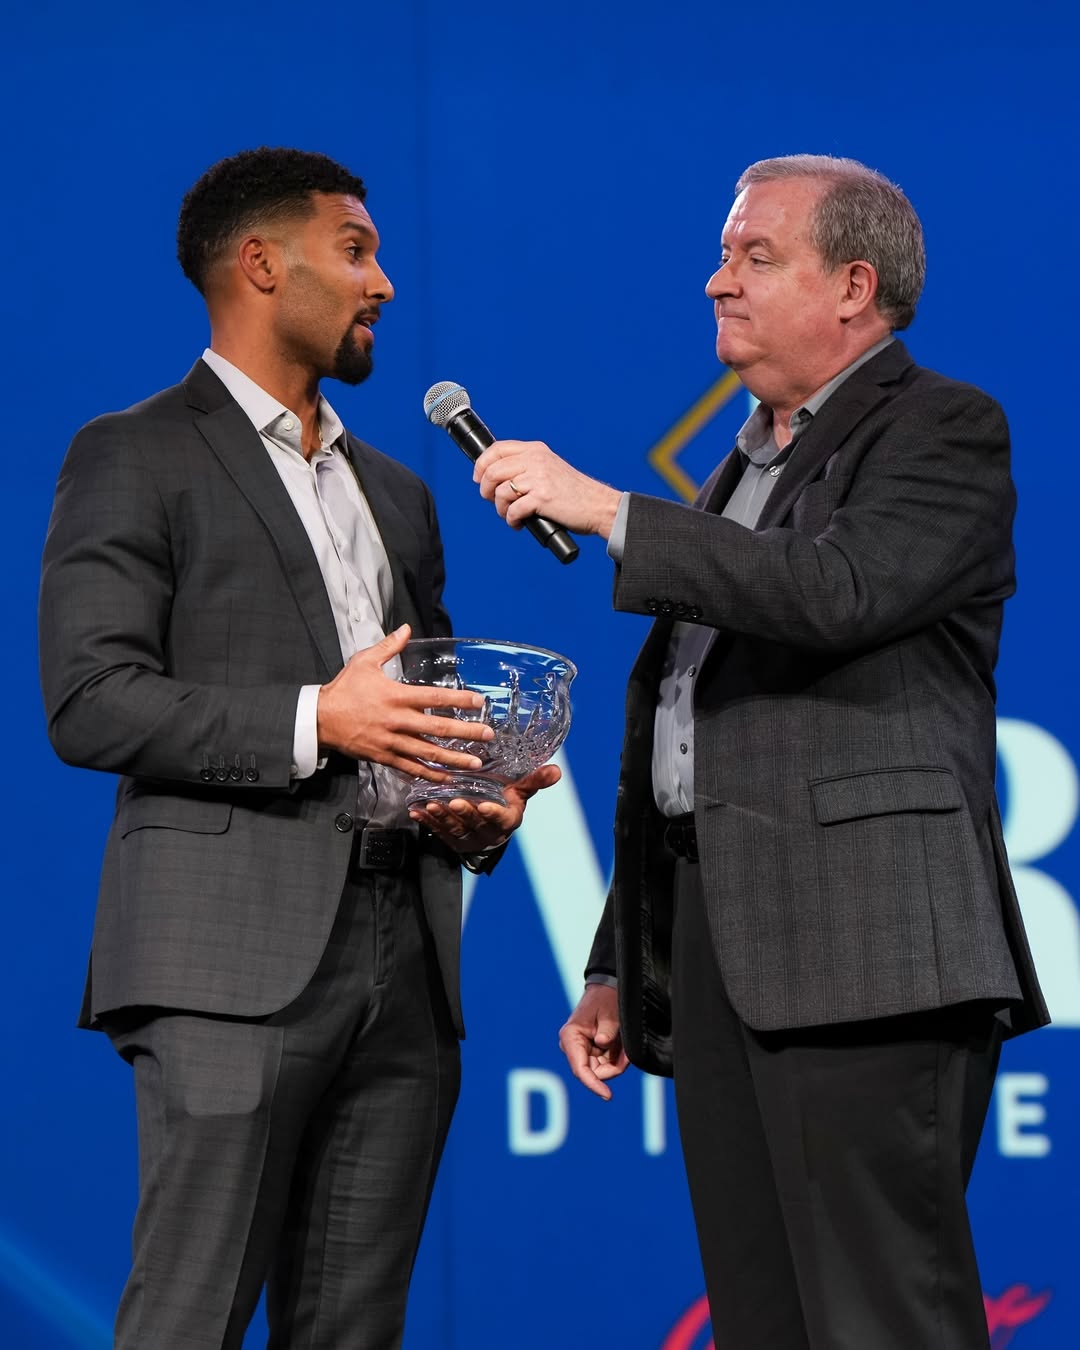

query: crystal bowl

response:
[397,638,576,808]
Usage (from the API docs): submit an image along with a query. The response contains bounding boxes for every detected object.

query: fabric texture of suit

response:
[40,358,472,1037]
[587,339,1048,1072]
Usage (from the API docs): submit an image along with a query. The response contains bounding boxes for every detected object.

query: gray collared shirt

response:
[201,348,409,825]
[607,335,894,816]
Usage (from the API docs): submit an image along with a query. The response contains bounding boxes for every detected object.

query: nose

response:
[705,264,737,301]
[370,261,394,304]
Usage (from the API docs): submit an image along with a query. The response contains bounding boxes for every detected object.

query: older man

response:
[473,155,1047,1349]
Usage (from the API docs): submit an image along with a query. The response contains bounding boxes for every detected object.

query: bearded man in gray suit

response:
[471,155,1048,1349]
[39,147,557,1350]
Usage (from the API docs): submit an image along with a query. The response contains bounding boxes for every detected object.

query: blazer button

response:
[674,602,687,617]
[200,768,214,782]
[334,813,355,833]
[214,768,229,782]
[229,767,243,781]
[646,597,658,613]
[660,601,674,616]
[245,767,260,782]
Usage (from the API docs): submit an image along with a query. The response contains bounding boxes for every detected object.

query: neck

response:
[770,409,798,450]
[759,331,891,449]
[209,332,324,457]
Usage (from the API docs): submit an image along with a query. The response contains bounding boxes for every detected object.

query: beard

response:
[330,325,374,385]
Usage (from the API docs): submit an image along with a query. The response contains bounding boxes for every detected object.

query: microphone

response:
[424,382,579,565]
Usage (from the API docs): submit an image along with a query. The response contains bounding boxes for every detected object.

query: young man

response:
[39,146,555,1350]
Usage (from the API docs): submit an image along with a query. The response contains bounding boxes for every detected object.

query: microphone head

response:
[424,381,472,427]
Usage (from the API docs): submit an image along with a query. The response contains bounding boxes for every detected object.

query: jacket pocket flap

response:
[810,768,962,825]
[119,794,234,837]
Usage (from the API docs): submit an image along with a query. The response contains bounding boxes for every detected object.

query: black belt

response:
[663,812,698,863]
[348,825,417,873]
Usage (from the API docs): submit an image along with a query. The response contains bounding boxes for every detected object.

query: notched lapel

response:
[184,362,345,679]
[344,436,424,635]
[699,448,743,515]
[757,341,914,531]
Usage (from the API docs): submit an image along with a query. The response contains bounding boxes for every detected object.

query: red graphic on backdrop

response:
[661,1286,1052,1350]
[984,1286,1052,1349]
[661,1295,711,1350]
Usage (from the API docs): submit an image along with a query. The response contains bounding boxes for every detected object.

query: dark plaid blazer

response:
[40,359,470,1035]
[587,341,1048,1075]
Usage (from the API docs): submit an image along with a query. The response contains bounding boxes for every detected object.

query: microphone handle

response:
[446,409,579,565]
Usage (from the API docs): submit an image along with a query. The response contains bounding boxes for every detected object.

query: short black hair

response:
[177,146,367,294]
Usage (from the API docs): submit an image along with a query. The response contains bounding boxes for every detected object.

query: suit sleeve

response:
[615,384,1014,652]
[585,887,617,979]
[38,418,299,787]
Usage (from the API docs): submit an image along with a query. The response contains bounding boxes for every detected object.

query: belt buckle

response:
[354,826,406,871]
[664,815,698,863]
[684,826,698,863]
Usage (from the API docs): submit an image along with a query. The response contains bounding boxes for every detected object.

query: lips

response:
[353,313,377,344]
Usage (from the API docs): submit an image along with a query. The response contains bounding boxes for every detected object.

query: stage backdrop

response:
[3,3,1077,1347]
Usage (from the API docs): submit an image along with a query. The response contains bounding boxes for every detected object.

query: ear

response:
[837,260,879,321]
[236,234,280,295]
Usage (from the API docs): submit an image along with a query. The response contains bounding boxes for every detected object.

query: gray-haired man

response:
[471,155,1048,1349]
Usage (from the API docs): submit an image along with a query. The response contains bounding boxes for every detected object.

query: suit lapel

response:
[756,340,915,530]
[698,447,744,514]
[343,435,424,634]
[184,361,345,678]
[622,619,672,792]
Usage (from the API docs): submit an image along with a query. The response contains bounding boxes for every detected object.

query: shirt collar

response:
[201,348,346,450]
[735,334,895,465]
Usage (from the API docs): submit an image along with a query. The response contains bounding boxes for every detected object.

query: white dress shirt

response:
[201,348,409,825]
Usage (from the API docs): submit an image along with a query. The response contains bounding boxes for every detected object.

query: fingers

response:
[474,440,550,503]
[428,765,562,838]
[409,798,512,851]
[472,439,570,531]
[415,798,492,834]
[408,762,562,850]
[504,764,562,802]
[493,477,527,523]
[558,986,628,1101]
[472,438,527,488]
[394,714,492,773]
[558,1025,619,1100]
[402,686,492,720]
[407,706,491,743]
[393,740,486,773]
[371,622,411,664]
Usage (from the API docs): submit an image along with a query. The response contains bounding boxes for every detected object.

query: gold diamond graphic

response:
[647,369,743,502]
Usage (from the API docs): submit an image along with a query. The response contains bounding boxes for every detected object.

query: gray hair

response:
[735,155,925,331]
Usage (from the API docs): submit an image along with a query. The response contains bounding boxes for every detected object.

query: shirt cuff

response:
[605,492,631,563]
[460,842,506,875]
[585,973,618,989]
[292,684,323,779]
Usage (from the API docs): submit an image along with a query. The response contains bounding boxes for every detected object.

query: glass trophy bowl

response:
[397,638,577,809]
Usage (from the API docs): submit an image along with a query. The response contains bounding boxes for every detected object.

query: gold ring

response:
[509,479,521,495]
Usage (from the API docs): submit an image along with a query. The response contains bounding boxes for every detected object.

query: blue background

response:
[3,3,1077,1347]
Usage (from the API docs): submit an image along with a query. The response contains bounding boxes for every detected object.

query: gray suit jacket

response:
[587,341,1048,1075]
[40,360,473,1035]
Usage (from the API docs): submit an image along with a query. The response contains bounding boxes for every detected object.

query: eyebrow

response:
[336,221,377,240]
[723,235,776,252]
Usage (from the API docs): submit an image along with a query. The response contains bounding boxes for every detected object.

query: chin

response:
[716,341,747,371]
[335,358,374,386]
[331,336,374,385]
